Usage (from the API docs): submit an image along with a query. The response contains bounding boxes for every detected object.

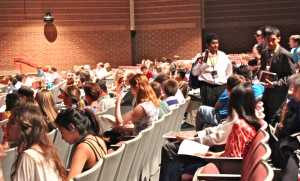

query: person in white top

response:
[95,63,107,80]
[192,33,232,107]
[0,106,66,181]
[107,74,160,146]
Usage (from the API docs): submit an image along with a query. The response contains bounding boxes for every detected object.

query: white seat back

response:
[105,105,115,116]
[48,129,57,143]
[106,79,114,86]
[95,110,112,132]
[2,147,17,181]
[0,119,8,143]
[170,106,180,131]
[98,144,126,181]
[73,159,104,181]
[114,133,142,181]
[126,124,155,181]
[54,129,72,167]
[141,117,164,181]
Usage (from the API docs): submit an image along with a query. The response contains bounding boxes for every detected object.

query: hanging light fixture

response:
[43,12,54,23]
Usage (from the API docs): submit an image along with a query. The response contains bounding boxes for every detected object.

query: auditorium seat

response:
[54,129,73,168]
[113,133,142,181]
[105,105,115,116]
[72,159,104,181]
[48,128,57,143]
[1,147,17,181]
[98,144,125,181]
[195,142,272,181]
[126,124,154,181]
[246,161,274,181]
[140,116,164,181]
[150,110,173,176]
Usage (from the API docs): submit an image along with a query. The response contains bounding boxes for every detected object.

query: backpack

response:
[189,58,201,89]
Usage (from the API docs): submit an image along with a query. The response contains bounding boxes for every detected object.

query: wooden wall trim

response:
[135,23,196,30]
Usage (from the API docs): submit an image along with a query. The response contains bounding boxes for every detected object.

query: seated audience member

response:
[240,53,251,65]
[98,82,115,110]
[14,86,34,99]
[31,77,45,94]
[149,62,155,72]
[36,65,44,78]
[22,73,35,87]
[84,65,94,79]
[100,64,113,80]
[7,78,18,93]
[169,67,176,79]
[113,69,125,86]
[35,89,58,132]
[75,76,86,97]
[83,71,92,82]
[237,65,264,100]
[160,75,246,177]
[269,73,300,172]
[175,69,189,97]
[154,58,160,65]
[0,93,20,121]
[152,66,162,80]
[0,106,67,180]
[141,65,154,80]
[96,63,107,80]
[15,73,23,89]
[55,108,107,180]
[110,75,124,93]
[151,82,169,119]
[104,74,160,147]
[44,66,59,85]
[118,71,136,106]
[83,82,103,113]
[154,73,185,103]
[161,83,261,181]
[58,70,75,99]
[163,79,179,109]
[63,85,85,110]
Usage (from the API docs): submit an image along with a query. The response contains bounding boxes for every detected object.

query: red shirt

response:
[146,71,154,79]
[221,118,256,158]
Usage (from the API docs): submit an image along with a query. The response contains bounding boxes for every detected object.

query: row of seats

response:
[49,81,66,103]
[72,97,190,181]
[0,97,189,181]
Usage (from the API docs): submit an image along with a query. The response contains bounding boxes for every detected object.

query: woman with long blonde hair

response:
[63,85,85,110]
[35,89,59,132]
[116,74,160,135]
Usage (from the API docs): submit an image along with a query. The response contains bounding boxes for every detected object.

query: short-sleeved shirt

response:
[98,95,115,110]
[133,101,159,135]
[146,71,154,80]
[14,148,62,181]
[291,47,300,63]
[217,83,265,116]
[221,119,256,158]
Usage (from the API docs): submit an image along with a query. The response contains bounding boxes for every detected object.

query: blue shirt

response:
[291,47,300,63]
[36,70,44,78]
[217,83,265,116]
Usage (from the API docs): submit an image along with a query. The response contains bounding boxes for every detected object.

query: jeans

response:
[161,155,206,181]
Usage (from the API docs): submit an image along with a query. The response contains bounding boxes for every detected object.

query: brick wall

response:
[132,0,202,65]
[0,0,131,74]
[203,0,300,54]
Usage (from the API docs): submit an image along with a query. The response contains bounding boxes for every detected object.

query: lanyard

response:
[266,44,280,66]
[208,54,219,69]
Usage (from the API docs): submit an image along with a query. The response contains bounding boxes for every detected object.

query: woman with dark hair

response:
[2,93,21,120]
[162,83,261,181]
[55,108,107,180]
[36,89,58,132]
[0,106,67,181]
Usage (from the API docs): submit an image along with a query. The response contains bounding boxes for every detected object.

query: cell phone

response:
[202,49,209,63]
[59,88,64,93]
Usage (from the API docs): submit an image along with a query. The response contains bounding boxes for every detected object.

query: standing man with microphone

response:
[192,33,232,107]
